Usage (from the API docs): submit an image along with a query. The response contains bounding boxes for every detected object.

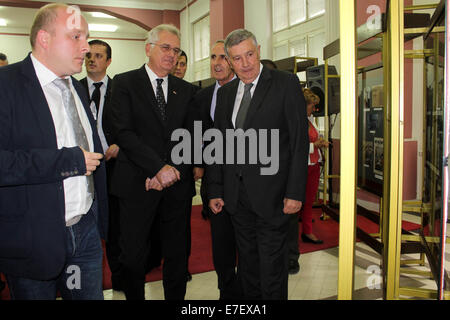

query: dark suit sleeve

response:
[205,87,225,200]
[109,73,165,177]
[0,84,86,186]
[283,73,310,201]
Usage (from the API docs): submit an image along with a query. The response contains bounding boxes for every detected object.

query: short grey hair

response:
[145,24,181,46]
[224,29,258,57]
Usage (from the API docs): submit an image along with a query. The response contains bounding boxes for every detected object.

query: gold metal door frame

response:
[337,0,357,300]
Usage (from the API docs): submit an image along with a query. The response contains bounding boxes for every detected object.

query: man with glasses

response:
[109,24,198,300]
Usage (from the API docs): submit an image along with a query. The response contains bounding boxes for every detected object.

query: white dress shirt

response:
[87,75,109,152]
[31,54,94,223]
[231,63,263,128]
[145,64,168,103]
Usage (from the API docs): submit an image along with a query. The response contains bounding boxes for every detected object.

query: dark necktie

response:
[91,82,103,119]
[53,77,95,197]
[155,78,167,121]
[235,83,254,129]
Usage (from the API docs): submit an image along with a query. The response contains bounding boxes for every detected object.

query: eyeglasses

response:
[150,43,182,56]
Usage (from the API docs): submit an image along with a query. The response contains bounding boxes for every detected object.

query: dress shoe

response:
[301,233,323,244]
[186,272,192,282]
[288,260,300,275]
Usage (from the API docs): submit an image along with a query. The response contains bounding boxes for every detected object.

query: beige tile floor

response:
[104,187,447,300]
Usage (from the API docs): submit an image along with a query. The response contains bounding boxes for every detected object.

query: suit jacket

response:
[79,76,116,146]
[0,54,108,280]
[207,66,309,226]
[109,65,198,201]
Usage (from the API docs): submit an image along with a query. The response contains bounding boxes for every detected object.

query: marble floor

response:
[103,210,447,300]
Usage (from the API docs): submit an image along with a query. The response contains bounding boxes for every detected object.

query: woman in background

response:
[300,88,330,244]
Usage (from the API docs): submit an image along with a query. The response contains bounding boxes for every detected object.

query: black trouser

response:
[210,208,243,300]
[230,180,290,300]
[104,159,122,286]
[287,214,300,262]
[201,178,242,300]
[118,194,190,300]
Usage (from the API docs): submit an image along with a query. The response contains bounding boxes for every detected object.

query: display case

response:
[358,64,384,196]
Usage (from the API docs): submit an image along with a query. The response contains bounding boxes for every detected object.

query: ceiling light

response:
[91,12,116,19]
[89,24,118,32]
[0,18,7,26]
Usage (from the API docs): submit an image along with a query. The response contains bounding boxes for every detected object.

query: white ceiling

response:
[29,0,188,10]
[0,3,168,39]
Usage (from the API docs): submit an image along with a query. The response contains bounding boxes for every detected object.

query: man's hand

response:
[209,198,225,215]
[193,167,204,181]
[105,144,120,161]
[283,198,302,214]
[145,176,163,191]
[81,148,103,176]
[156,165,181,188]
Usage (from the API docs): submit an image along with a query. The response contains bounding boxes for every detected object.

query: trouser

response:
[119,194,190,300]
[6,204,103,300]
[230,180,290,300]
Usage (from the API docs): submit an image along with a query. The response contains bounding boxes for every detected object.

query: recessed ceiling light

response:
[89,24,118,32]
[91,12,116,19]
[0,18,7,26]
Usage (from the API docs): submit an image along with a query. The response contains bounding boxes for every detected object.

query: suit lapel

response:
[20,55,58,149]
[225,79,240,128]
[244,67,272,129]
[166,74,180,124]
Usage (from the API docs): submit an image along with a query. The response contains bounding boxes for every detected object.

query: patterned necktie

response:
[53,77,95,196]
[91,82,103,119]
[155,78,167,121]
[235,83,254,129]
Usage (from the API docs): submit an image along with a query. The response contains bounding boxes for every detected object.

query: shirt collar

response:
[215,74,237,89]
[145,63,168,84]
[87,74,108,88]
[239,63,263,89]
[30,53,69,87]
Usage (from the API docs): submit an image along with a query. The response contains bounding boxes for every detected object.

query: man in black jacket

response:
[208,29,309,300]
[194,40,241,299]
[80,39,125,291]
[109,24,198,300]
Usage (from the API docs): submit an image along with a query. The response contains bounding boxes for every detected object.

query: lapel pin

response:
[173,90,177,95]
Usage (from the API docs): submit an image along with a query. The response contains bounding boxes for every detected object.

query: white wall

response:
[0,33,147,79]
[244,0,273,60]
[180,0,210,82]
[75,38,147,80]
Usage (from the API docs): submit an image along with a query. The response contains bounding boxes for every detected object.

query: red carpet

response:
[0,205,420,298]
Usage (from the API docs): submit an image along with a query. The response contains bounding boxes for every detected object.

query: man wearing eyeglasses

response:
[109,24,198,300]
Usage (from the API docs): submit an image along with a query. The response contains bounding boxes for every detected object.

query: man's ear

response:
[36,29,51,49]
[106,58,112,68]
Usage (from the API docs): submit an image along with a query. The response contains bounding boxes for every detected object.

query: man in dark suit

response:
[208,29,309,300]
[194,40,242,300]
[110,24,198,300]
[0,3,108,300]
[80,39,124,291]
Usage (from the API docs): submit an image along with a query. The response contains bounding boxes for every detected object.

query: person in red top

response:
[301,88,330,243]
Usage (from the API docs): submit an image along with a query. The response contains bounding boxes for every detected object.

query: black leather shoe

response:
[301,233,323,244]
[186,272,192,282]
[288,260,300,275]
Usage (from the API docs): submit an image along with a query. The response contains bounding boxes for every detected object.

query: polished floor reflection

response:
[104,211,447,300]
